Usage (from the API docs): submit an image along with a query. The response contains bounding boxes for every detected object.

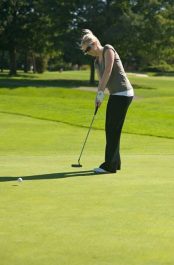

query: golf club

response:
[71,105,99,167]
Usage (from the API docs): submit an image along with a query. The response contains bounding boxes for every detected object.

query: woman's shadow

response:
[0,170,99,182]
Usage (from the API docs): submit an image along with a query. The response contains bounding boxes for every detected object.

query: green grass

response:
[0,70,174,138]
[0,71,174,265]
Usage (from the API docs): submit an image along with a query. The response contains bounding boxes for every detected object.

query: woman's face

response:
[82,42,97,57]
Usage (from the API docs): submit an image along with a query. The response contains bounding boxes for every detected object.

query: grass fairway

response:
[0,71,174,265]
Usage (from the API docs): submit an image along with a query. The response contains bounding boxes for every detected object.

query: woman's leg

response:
[100,95,133,173]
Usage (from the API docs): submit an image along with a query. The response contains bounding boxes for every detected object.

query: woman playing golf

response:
[81,29,134,173]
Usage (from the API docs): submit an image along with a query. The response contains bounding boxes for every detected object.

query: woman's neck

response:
[96,45,104,57]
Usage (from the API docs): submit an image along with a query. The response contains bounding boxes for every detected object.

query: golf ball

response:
[17,177,23,182]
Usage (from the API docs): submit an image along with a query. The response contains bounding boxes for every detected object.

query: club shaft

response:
[78,113,96,164]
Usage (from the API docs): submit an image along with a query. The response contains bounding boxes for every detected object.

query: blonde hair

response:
[80,29,101,47]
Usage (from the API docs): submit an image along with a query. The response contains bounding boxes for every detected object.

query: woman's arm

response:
[96,67,101,82]
[98,48,115,92]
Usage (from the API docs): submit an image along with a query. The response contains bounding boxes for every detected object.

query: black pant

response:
[100,95,133,173]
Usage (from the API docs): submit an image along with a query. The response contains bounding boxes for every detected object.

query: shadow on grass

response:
[0,170,102,182]
[0,79,97,89]
[0,77,156,90]
[132,84,156,90]
[153,72,174,77]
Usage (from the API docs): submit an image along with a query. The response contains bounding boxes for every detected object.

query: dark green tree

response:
[0,0,53,75]
[0,0,173,76]
[129,0,174,70]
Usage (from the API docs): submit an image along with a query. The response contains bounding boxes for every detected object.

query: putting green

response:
[0,112,174,265]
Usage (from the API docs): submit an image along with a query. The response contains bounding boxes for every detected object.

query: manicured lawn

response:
[0,71,174,265]
[0,70,173,138]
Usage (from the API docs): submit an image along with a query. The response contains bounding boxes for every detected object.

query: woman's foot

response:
[93,167,108,173]
[93,167,112,174]
[99,162,119,173]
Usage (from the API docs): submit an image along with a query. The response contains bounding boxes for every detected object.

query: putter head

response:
[71,164,82,168]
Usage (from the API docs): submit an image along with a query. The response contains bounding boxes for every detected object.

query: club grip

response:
[94,105,99,115]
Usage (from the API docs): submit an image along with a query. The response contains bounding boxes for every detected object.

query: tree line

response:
[0,0,173,79]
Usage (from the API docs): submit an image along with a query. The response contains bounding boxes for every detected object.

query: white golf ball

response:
[17,177,23,182]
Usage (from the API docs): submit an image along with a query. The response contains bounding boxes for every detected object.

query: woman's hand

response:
[95,91,104,107]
